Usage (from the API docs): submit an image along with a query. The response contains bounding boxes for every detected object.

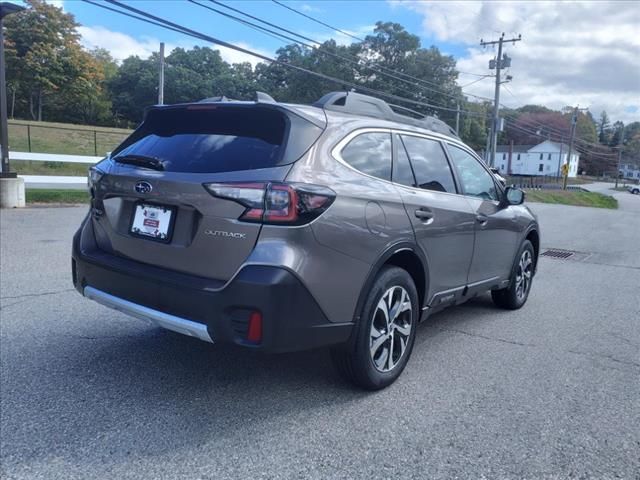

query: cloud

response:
[78,25,271,67]
[393,1,640,123]
[300,3,324,13]
[44,0,64,9]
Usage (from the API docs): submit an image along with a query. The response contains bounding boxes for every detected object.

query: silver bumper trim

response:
[83,286,213,343]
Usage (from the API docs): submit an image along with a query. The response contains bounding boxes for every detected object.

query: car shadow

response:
[5,292,509,468]
[4,323,368,467]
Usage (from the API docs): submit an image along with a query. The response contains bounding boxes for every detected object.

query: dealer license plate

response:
[130,203,174,242]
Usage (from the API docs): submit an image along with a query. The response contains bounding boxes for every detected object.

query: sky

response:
[42,1,640,124]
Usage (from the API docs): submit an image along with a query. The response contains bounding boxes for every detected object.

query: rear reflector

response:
[247,311,263,344]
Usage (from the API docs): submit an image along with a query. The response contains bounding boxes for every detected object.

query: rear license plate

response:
[130,203,175,242]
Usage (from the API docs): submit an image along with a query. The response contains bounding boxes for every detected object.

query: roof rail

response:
[313,91,458,138]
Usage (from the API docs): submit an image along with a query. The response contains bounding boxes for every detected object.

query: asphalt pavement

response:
[1,200,639,479]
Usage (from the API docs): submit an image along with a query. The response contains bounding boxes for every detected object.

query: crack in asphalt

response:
[0,289,76,311]
[567,349,640,369]
[0,288,74,301]
[607,331,640,349]
[434,327,639,369]
[435,327,536,347]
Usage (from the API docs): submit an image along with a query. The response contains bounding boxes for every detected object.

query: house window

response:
[548,153,552,160]
[538,163,544,172]
[502,153,506,160]
[517,154,521,160]
[501,164,505,170]
[539,153,543,160]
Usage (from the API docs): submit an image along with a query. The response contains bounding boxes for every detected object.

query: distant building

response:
[492,140,580,178]
[620,162,640,180]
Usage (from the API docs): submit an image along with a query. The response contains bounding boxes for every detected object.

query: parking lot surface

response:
[1,201,639,479]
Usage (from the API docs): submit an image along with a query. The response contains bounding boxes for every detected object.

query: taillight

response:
[203,182,335,225]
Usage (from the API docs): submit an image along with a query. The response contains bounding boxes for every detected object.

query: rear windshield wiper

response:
[113,154,165,171]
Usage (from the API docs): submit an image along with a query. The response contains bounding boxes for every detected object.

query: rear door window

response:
[400,135,457,193]
[113,107,287,173]
[341,132,392,181]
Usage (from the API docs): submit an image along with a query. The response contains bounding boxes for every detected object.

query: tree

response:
[598,111,611,144]
[3,0,112,123]
[459,101,490,151]
[609,120,624,147]
[108,55,158,124]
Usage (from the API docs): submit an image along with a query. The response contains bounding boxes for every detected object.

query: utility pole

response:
[614,125,624,188]
[0,2,25,177]
[480,33,521,167]
[557,139,564,180]
[158,42,165,105]
[563,107,578,190]
[455,101,460,135]
[614,147,622,188]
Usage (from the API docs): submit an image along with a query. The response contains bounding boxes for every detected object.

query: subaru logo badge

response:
[134,181,153,194]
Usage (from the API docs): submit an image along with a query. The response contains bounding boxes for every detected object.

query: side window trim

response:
[391,132,417,187]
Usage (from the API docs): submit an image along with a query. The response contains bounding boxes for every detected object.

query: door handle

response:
[476,213,488,225]
[415,208,434,221]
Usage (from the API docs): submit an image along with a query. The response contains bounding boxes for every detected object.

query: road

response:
[1,202,639,479]
[581,181,640,212]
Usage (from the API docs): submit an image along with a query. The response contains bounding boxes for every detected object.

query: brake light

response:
[203,182,335,225]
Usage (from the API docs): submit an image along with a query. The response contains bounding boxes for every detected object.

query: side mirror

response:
[504,186,525,206]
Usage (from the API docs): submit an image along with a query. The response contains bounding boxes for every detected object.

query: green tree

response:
[4,0,112,123]
[598,111,611,144]
[4,0,78,120]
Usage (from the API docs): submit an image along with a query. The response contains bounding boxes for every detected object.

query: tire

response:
[331,266,419,390]
[632,189,639,195]
[491,240,535,310]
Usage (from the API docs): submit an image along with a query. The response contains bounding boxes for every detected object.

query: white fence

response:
[12,151,100,187]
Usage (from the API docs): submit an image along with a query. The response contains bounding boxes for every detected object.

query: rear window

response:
[113,107,288,173]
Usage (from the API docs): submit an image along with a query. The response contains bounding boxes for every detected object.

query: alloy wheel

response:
[515,250,533,301]
[369,286,413,372]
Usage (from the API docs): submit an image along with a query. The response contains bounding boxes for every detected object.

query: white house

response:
[492,140,580,178]
[620,162,640,180]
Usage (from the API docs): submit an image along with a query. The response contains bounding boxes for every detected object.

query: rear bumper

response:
[72,222,353,353]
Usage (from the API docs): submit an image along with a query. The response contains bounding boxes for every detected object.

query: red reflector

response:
[247,311,263,344]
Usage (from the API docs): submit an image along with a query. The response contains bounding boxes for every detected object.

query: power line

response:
[193,0,464,109]
[502,112,613,151]
[505,123,618,158]
[460,75,493,89]
[86,0,484,118]
[206,0,478,107]
[268,0,494,103]
[271,0,366,43]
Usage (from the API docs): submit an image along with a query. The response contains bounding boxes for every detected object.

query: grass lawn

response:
[9,120,131,157]
[13,160,90,176]
[524,190,618,209]
[26,189,89,205]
